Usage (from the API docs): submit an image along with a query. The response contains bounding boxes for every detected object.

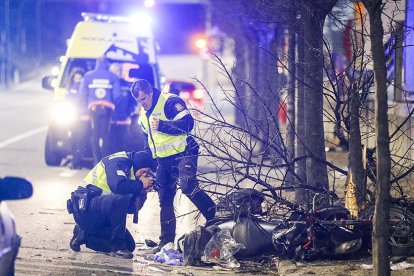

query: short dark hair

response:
[130,79,153,98]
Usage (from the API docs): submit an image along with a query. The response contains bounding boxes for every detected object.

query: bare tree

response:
[300,0,339,194]
[203,0,413,215]
[362,0,392,274]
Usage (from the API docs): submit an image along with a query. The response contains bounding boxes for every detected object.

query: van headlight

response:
[50,102,78,125]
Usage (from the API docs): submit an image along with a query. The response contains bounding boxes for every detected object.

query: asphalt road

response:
[0,75,220,275]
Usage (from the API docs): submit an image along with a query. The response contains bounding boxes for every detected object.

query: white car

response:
[0,177,32,275]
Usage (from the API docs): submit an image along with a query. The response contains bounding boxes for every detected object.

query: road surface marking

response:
[0,126,47,149]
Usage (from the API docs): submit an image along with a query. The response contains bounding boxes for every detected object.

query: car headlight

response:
[50,102,78,125]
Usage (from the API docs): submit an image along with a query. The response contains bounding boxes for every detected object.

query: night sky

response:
[1,0,206,69]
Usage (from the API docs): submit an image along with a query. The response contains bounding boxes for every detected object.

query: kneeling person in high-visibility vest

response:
[67,151,155,259]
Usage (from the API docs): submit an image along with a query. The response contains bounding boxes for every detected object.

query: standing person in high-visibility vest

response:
[67,151,155,259]
[130,79,216,254]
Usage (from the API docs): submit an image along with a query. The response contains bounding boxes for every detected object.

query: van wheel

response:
[45,134,62,166]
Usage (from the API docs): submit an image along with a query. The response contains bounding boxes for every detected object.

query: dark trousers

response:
[71,119,90,167]
[156,154,216,244]
[73,194,135,253]
[109,124,129,154]
[90,106,111,164]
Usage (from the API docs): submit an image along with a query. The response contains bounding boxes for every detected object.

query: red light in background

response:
[193,89,204,99]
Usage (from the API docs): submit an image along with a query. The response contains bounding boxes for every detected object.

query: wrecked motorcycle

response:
[205,186,349,258]
[272,194,414,260]
[359,200,414,256]
[272,209,364,261]
[205,188,280,258]
[270,187,368,261]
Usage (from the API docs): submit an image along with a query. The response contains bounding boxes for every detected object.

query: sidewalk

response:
[0,65,52,93]
[276,256,414,276]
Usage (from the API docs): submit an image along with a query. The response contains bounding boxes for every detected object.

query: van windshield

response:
[60,58,156,89]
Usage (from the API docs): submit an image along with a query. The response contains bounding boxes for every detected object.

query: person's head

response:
[109,63,122,78]
[96,56,109,70]
[70,67,85,82]
[130,79,154,110]
[131,151,154,177]
[67,67,85,88]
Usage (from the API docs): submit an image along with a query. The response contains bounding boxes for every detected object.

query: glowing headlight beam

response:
[50,102,78,125]
[130,12,152,34]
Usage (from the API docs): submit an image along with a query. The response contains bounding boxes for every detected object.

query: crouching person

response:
[67,151,154,259]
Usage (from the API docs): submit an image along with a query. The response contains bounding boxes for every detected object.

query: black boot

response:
[70,225,85,252]
[107,250,133,259]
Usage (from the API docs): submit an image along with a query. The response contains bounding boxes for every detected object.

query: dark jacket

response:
[79,60,121,111]
[112,92,137,124]
[100,151,144,195]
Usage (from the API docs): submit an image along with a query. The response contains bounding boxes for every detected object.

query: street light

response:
[144,0,156,8]
[195,38,207,49]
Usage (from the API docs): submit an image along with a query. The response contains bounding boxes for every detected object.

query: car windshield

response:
[60,58,156,89]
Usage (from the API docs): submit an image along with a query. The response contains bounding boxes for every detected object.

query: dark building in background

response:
[153,4,206,54]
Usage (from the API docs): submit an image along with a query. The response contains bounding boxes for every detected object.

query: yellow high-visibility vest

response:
[140,93,188,158]
[82,151,135,193]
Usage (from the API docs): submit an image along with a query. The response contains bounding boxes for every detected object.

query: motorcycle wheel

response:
[388,206,414,256]
[360,205,414,256]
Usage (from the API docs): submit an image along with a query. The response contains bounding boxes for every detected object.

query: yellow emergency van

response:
[42,13,160,167]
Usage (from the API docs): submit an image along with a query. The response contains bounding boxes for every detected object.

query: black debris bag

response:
[216,188,265,217]
[178,225,220,266]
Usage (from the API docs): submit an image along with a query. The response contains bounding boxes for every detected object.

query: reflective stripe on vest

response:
[82,152,135,193]
[140,93,187,158]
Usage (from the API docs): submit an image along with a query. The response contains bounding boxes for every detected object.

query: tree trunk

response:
[362,0,391,275]
[233,35,252,128]
[303,3,330,191]
[264,28,282,163]
[286,24,296,185]
[348,82,366,209]
[295,15,308,205]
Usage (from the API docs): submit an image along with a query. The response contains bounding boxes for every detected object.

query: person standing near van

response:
[130,79,216,253]
[108,63,137,154]
[80,56,121,164]
[66,67,89,169]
